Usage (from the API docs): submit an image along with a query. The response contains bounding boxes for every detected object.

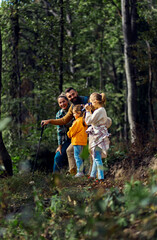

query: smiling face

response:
[66,89,78,104]
[58,97,69,110]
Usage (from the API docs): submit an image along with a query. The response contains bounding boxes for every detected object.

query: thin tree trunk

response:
[146,40,156,133]
[59,0,64,93]
[112,56,118,89]
[99,56,103,91]
[99,30,104,91]
[121,0,138,143]
[124,99,128,141]
[66,2,75,78]
[0,29,13,176]
[112,56,126,141]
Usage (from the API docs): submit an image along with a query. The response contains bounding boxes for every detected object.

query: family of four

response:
[41,87,111,181]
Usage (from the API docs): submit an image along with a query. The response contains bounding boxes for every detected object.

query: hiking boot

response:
[70,168,77,176]
[87,176,95,181]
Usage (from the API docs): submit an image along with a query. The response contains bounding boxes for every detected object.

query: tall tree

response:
[59,0,64,93]
[65,0,75,79]
[146,40,156,133]
[10,0,21,138]
[121,0,138,142]
[0,28,13,176]
[145,0,156,133]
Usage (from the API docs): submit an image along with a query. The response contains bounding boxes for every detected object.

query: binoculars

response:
[82,102,92,112]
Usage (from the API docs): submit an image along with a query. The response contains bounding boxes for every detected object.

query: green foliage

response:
[0,171,157,239]
[106,144,128,166]
[48,194,63,214]
[123,179,150,212]
[96,187,124,212]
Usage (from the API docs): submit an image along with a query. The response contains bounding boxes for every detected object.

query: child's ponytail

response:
[90,92,106,106]
[100,93,106,106]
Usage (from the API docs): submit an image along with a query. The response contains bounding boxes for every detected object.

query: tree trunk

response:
[66,0,75,78]
[0,29,13,176]
[146,40,156,133]
[10,1,21,138]
[145,1,156,133]
[99,56,103,91]
[121,0,138,143]
[59,0,64,93]
[99,36,103,91]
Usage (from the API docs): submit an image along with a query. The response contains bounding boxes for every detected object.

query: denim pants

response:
[73,145,83,173]
[53,139,71,172]
[90,150,104,179]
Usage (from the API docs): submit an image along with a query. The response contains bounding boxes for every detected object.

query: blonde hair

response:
[90,92,106,106]
[73,104,86,126]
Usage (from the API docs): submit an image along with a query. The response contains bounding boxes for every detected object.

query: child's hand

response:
[85,103,92,111]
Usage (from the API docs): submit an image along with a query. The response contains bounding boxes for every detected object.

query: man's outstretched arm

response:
[41,105,73,126]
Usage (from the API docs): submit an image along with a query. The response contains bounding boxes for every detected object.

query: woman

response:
[53,94,72,173]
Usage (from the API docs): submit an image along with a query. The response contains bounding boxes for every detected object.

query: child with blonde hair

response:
[67,105,88,177]
[84,92,111,181]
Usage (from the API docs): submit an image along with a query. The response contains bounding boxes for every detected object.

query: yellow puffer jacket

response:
[67,117,88,146]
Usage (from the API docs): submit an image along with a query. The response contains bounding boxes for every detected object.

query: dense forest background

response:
[0,0,157,175]
[1,0,157,175]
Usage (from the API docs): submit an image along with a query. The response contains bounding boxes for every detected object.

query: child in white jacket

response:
[85,92,111,181]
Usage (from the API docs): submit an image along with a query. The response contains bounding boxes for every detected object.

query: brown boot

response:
[70,168,77,176]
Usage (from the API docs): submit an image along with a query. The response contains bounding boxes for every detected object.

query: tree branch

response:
[110,0,122,17]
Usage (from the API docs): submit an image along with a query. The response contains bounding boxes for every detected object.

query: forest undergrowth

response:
[0,141,157,240]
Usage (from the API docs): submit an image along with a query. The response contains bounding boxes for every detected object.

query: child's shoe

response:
[88,176,94,179]
[87,176,95,181]
[70,168,77,176]
[75,172,84,178]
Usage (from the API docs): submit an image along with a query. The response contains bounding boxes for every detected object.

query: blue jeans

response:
[90,150,104,179]
[73,145,83,173]
[53,139,71,172]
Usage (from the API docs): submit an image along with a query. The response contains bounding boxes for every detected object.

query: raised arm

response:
[41,105,73,126]
[85,108,107,125]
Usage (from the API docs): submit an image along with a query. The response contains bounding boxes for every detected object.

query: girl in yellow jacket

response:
[67,105,88,177]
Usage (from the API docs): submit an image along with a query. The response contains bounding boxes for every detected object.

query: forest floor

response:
[0,150,157,239]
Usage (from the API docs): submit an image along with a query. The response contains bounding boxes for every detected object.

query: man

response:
[41,87,89,174]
